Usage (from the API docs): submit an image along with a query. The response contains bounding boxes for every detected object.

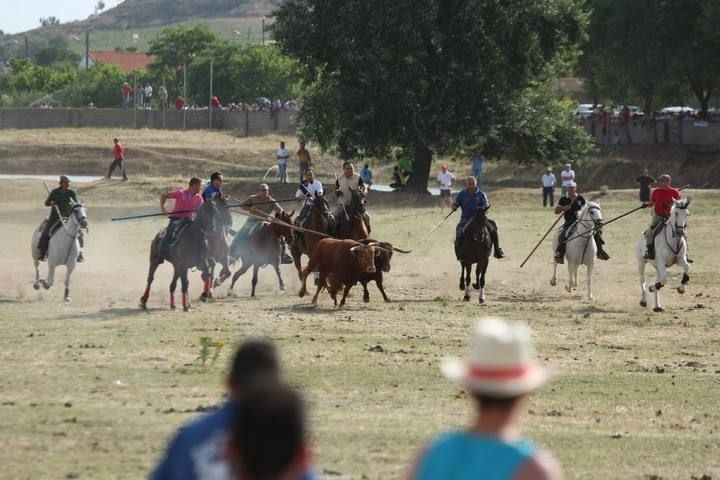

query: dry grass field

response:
[0,129,718,479]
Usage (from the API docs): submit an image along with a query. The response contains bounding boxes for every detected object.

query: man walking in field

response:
[541,166,556,207]
[436,163,455,212]
[297,140,312,182]
[277,141,290,183]
[105,137,128,181]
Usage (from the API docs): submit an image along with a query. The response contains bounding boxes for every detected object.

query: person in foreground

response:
[150,339,316,480]
[409,317,562,480]
[228,382,311,480]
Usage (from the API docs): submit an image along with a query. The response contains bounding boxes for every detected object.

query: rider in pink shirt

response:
[159,177,204,258]
[167,188,204,219]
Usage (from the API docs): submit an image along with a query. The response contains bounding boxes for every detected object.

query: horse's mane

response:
[674,198,691,211]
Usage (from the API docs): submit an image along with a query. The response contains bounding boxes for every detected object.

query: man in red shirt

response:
[643,174,681,259]
[121,82,132,110]
[105,137,128,181]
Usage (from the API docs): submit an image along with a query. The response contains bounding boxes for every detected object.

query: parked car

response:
[575,104,597,119]
[660,106,697,115]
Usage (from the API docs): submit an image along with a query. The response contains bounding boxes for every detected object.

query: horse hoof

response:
[649,286,655,293]
[677,286,685,294]
[139,300,147,309]
[653,307,664,313]
[549,278,557,287]
[33,283,40,290]
[64,297,71,303]
[463,295,470,302]
[639,300,647,308]
[183,306,191,312]
[170,305,176,310]
[363,295,370,303]
[472,283,480,290]
[43,283,51,290]
[459,283,465,291]
[478,297,485,304]
[279,285,287,292]
[565,285,572,293]
[200,295,208,303]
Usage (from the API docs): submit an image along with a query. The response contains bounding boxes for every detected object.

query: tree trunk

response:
[406,145,433,194]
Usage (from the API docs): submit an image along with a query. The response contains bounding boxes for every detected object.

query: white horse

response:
[31,204,88,302]
[550,201,603,299]
[637,198,691,312]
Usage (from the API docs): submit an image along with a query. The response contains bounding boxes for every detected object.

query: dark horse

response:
[140,200,220,311]
[229,210,294,296]
[201,197,233,301]
[459,207,493,303]
[290,193,332,280]
[336,189,369,241]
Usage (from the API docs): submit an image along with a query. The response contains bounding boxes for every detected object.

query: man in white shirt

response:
[436,163,455,211]
[541,167,556,207]
[295,168,323,227]
[276,141,290,183]
[560,163,575,197]
[335,161,370,233]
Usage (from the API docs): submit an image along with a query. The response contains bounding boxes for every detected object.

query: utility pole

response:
[209,59,214,129]
[133,72,137,128]
[85,32,90,68]
[24,36,28,59]
[182,63,187,130]
[262,17,265,45]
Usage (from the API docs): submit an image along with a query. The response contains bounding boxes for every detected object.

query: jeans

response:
[107,158,127,180]
[542,187,554,207]
[299,163,309,183]
[278,163,287,183]
[122,96,129,110]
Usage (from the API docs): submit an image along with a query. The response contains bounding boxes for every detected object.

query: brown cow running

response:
[356,239,411,303]
[298,238,385,307]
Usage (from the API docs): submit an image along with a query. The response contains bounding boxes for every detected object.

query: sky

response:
[0,0,124,34]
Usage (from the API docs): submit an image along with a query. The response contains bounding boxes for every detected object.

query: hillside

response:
[1,0,278,57]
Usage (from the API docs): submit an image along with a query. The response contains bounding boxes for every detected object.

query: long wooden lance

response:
[416,209,456,246]
[230,207,333,239]
[560,184,691,245]
[110,197,299,221]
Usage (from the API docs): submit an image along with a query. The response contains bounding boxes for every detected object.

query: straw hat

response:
[441,318,550,398]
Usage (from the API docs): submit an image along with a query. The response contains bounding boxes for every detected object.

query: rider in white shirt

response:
[295,168,324,227]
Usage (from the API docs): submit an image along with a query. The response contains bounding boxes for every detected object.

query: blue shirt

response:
[414,431,535,480]
[454,189,489,222]
[360,167,373,183]
[472,155,484,171]
[202,183,222,201]
[150,401,316,480]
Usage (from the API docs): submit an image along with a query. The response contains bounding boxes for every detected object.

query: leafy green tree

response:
[34,45,80,68]
[6,58,76,93]
[273,0,587,192]
[59,63,128,107]
[39,16,61,27]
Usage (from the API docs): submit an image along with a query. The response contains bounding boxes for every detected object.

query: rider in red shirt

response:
[643,174,681,259]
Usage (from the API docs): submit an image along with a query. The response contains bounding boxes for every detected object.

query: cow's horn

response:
[349,245,362,252]
[371,246,392,253]
[392,246,412,254]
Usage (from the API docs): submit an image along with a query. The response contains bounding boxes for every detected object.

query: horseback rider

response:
[230,183,293,264]
[202,171,226,201]
[295,168,323,228]
[451,176,505,260]
[643,174,682,260]
[38,175,84,263]
[554,181,610,263]
[334,161,371,233]
[159,177,204,259]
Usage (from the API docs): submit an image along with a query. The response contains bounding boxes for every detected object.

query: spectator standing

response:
[360,163,373,190]
[560,163,575,197]
[297,141,312,182]
[599,106,608,144]
[159,85,169,109]
[277,141,290,183]
[409,317,561,480]
[175,96,185,111]
[120,82,131,110]
[134,82,144,109]
[211,95,222,110]
[105,137,128,181]
[144,81,153,110]
[471,150,484,186]
[635,168,654,203]
[390,166,405,191]
[541,166,556,207]
[436,163,455,211]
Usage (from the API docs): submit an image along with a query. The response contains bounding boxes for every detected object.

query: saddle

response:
[645,220,667,240]
[38,218,65,236]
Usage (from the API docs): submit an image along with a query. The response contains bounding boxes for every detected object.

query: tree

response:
[59,63,128,107]
[39,16,61,27]
[35,45,80,68]
[94,1,106,15]
[273,0,587,192]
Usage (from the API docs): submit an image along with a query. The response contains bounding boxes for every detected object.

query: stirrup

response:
[76,252,85,263]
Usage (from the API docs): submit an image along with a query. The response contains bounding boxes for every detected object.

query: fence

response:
[0,108,297,135]
[579,116,720,146]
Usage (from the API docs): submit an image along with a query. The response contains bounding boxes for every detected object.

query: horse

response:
[229,210,294,296]
[335,189,369,241]
[290,193,332,280]
[200,197,233,301]
[550,201,603,300]
[458,207,493,303]
[140,200,220,311]
[637,198,691,312]
[31,203,88,302]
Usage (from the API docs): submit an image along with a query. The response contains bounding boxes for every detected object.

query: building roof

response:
[88,51,156,73]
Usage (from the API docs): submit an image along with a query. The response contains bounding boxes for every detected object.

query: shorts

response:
[440,189,451,198]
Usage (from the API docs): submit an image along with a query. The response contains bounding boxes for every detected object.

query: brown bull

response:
[356,239,412,303]
[298,238,385,307]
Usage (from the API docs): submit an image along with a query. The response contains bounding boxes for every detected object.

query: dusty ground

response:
[0,130,719,479]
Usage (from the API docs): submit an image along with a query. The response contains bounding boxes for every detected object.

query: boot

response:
[596,248,610,260]
[554,245,565,264]
[454,239,463,261]
[490,230,505,259]
[644,244,655,260]
[38,234,50,262]
[76,251,85,263]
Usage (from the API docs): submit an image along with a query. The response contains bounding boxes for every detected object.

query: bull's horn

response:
[365,241,381,247]
[349,245,363,252]
[392,246,412,253]
[371,246,392,253]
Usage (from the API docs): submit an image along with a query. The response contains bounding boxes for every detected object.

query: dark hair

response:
[233,383,305,478]
[470,392,523,410]
[189,177,202,187]
[230,339,279,390]
[305,168,314,174]
[210,171,223,182]
[342,161,353,168]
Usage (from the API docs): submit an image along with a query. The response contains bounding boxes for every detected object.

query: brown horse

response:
[459,208,493,303]
[335,189,369,241]
[140,200,220,311]
[201,197,233,301]
[290,193,332,280]
[229,210,294,296]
